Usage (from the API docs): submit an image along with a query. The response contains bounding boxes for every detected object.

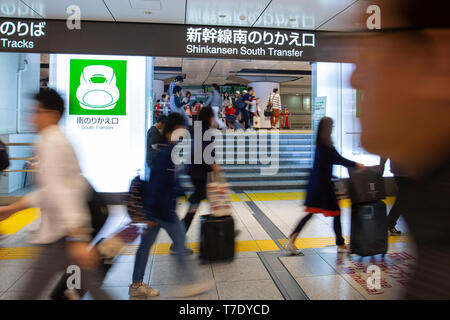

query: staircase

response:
[179,131,313,192]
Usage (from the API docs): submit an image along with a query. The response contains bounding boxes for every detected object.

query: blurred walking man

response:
[0,88,111,300]
[351,0,450,299]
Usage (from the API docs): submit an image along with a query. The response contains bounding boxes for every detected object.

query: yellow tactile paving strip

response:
[0,208,41,235]
[0,235,412,260]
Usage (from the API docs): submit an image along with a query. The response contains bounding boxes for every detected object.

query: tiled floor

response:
[0,192,415,300]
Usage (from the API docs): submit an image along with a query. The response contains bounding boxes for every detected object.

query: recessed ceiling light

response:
[144,11,152,15]
[219,14,226,18]
[239,15,246,20]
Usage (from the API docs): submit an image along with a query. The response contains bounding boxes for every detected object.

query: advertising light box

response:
[52,54,147,192]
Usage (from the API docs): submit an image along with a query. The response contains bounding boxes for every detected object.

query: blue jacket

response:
[143,140,181,223]
[205,90,222,107]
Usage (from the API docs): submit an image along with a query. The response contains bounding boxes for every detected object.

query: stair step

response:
[181,179,309,191]
[179,172,309,182]
[221,165,311,172]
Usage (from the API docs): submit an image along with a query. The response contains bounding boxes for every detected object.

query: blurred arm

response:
[330,147,357,168]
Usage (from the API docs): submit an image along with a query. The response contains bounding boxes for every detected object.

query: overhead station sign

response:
[0,17,358,62]
[185,27,315,58]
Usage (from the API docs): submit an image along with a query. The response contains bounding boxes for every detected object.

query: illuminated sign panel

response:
[0,18,358,63]
[185,27,315,58]
[69,59,127,115]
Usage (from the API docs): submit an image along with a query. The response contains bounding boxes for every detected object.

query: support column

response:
[153,79,164,102]
[248,82,280,129]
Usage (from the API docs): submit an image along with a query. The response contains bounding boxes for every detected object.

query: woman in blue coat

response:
[283,117,364,255]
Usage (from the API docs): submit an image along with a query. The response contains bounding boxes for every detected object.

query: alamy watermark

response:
[366,264,381,290]
[66,5,81,30]
[366,5,381,30]
[66,264,81,290]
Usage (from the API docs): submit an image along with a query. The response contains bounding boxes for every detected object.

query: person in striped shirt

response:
[269,88,282,129]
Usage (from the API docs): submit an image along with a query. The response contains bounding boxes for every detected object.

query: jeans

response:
[291,214,345,246]
[132,216,195,283]
[174,107,190,126]
[212,106,226,129]
[18,240,111,300]
[240,109,250,129]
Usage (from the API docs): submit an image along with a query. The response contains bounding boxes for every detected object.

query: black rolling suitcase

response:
[200,214,235,262]
[350,200,388,257]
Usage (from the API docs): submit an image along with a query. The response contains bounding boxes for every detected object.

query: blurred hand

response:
[0,206,14,221]
[211,164,223,173]
[356,163,366,170]
[66,241,99,270]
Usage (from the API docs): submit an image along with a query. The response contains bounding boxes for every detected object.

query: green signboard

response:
[69,59,127,115]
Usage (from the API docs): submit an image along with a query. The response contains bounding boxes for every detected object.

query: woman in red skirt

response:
[283,117,364,255]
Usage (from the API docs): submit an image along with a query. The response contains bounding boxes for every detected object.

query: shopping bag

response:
[97,224,140,259]
[207,172,232,217]
[253,115,261,129]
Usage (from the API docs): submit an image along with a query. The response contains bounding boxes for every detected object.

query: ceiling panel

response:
[17,0,114,20]
[104,0,185,23]
[154,57,183,67]
[0,0,44,18]
[253,0,356,30]
[186,0,271,27]
[317,0,409,31]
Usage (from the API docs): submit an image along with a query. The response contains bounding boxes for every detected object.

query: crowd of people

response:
[154,76,283,130]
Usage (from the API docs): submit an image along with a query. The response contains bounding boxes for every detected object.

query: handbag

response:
[347,165,386,204]
[97,224,140,259]
[264,105,273,117]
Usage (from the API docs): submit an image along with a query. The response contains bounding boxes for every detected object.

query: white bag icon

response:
[76,65,120,110]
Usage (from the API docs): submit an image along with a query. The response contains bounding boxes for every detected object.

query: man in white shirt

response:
[0,88,110,300]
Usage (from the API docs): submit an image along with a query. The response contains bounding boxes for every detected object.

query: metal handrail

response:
[9,157,34,161]
[2,143,35,174]
[5,143,35,147]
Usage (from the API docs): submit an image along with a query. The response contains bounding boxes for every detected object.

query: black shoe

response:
[389,227,402,236]
[169,244,194,255]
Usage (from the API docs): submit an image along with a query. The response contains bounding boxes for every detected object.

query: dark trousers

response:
[388,175,414,229]
[291,213,345,246]
[183,177,207,232]
[248,111,254,127]
[240,109,250,129]
[18,240,111,300]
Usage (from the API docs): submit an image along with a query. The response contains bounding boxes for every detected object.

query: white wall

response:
[0,52,39,193]
[153,79,164,101]
[0,52,40,134]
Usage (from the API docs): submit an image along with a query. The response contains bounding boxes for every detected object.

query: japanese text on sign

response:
[185,27,315,58]
[0,20,46,49]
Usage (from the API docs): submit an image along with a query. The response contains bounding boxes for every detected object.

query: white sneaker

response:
[172,281,214,298]
[129,283,160,297]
